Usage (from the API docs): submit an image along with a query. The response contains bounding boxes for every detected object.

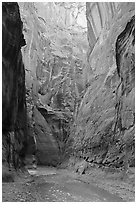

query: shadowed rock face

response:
[33,107,60,165]
[69,3,135,168]
[2,2,27,169]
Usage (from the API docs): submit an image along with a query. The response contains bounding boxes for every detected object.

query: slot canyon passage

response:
[2,2,135,202]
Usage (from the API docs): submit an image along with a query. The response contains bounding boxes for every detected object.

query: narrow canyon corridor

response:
[2,2,135,202]
[3,166,133,202]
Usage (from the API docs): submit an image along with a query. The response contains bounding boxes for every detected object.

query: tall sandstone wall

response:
[19,2,88,165]
[2,3,28,169]
[70,2,135,168]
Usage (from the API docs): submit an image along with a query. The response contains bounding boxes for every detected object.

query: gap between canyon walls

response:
[19,2,135,168]
[2,2,134,170]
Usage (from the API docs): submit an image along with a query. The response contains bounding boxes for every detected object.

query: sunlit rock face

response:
[18,2,88,165]
[86,2,119,53]
[70,3,135,168]
[2,2,27,169]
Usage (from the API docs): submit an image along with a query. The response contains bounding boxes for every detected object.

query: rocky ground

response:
[2,166,135,202]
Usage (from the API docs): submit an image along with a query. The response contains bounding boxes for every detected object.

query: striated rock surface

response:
[69,3,135,170]
[2,3,27,169]
[6,2,134,169]
[18,2,88,165]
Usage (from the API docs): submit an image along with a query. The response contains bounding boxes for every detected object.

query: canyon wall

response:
[69,2,135,169]
[5,2,134,168]
[2,2,27,169]
[19,2,88,165]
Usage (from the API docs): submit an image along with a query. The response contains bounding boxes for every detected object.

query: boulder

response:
[75,160,89,175]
